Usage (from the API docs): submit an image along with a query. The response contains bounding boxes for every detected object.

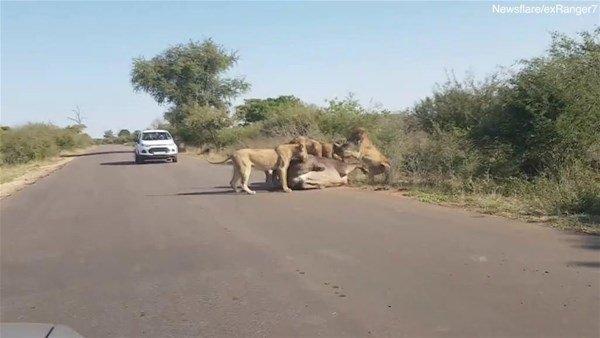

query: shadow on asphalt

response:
[100,160,173,166]
[62,150,132,157]
[566,261,600,269]
[578,236,600,250]
[564,235,600,251]
[564,235,599,269]
[147,183,278,197]
[176,190,239,196]
[100,161,136,166]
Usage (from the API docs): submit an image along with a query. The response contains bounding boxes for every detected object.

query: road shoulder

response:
[0,146,97,199]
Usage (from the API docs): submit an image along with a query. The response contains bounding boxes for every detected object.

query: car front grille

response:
[149,147,169,154]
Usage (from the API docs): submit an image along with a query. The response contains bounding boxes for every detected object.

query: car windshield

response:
[141,132,171,141]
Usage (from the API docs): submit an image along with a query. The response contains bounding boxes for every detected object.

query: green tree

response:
[235,95,302,124]
[117,129,131,138]
[131,39,250,110]
[169,103,232,146]
[103,130,114,139]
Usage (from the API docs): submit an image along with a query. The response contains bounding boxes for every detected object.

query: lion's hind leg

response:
[230,165,241,193]
[240,164,256,195]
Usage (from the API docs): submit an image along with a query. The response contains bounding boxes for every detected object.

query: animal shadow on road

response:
[62,150,132,157]
[566,261,600,269]
[181,182,277,195]
[565,235,600,269]
[148,183,277,197]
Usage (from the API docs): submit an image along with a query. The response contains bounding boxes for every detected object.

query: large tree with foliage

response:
[131,39,250,110]
[131,39,249,145]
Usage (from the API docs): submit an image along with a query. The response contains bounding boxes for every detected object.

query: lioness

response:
[276,140,308,192]
[345,127,391,182]
[207,141,307,194]
[207,149,277,194]
[290,136,323,157]
[321,142,334,158]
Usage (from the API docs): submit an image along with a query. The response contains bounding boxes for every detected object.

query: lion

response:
[321,142,334,158]
[207,141,307,194]
[288,137,345,159]
[277,138,308,192]
[207,149,278,194]
[344,127,391,182]
[289,136,323,157]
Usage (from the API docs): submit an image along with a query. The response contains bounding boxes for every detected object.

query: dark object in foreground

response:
[0,323,84,338]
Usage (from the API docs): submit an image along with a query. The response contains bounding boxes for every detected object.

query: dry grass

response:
[0,146,96,198]
[350,179,600,235]
[405,189,599,235]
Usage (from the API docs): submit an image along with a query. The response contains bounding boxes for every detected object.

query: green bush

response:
[166,103,232,146]
[215,123,262,148]
[413,29,599,178]
[235,96,303,124]
[259,103,321,138]
[317,95,377,139]
[0,123,92,165]
[514,162,600,216]
[387,127,479,185]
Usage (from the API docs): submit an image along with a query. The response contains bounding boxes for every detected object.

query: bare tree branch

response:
[68,106,86,125]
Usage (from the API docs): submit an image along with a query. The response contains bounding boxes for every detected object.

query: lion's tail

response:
[206,154,232,164]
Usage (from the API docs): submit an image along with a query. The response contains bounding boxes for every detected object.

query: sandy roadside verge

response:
[0,146,97,199]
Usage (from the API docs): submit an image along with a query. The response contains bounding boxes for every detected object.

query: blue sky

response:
[1,1,598,137]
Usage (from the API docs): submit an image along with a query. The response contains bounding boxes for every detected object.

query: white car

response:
[134,129,178,164]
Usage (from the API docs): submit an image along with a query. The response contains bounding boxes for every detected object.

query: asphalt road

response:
[1,145,598,337]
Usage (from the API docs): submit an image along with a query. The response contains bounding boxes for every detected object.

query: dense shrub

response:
[513,162,600,216]
[235,96,303,125]
[215,123,262,148]
[0,123,92,165]
[258,103,322,138]
[317,96,377,139]
[414,29,599,178]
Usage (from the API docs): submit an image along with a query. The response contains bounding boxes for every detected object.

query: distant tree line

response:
[0,106,94,165]
[0,123,93,165]
[102,129,141,144]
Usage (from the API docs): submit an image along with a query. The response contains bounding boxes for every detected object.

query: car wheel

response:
[135,154,144,164]
[172,156,178,163]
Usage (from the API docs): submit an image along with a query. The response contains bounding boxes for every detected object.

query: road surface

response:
[1,145,598,337]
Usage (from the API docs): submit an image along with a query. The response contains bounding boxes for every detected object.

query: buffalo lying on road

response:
[287,155,359,190]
